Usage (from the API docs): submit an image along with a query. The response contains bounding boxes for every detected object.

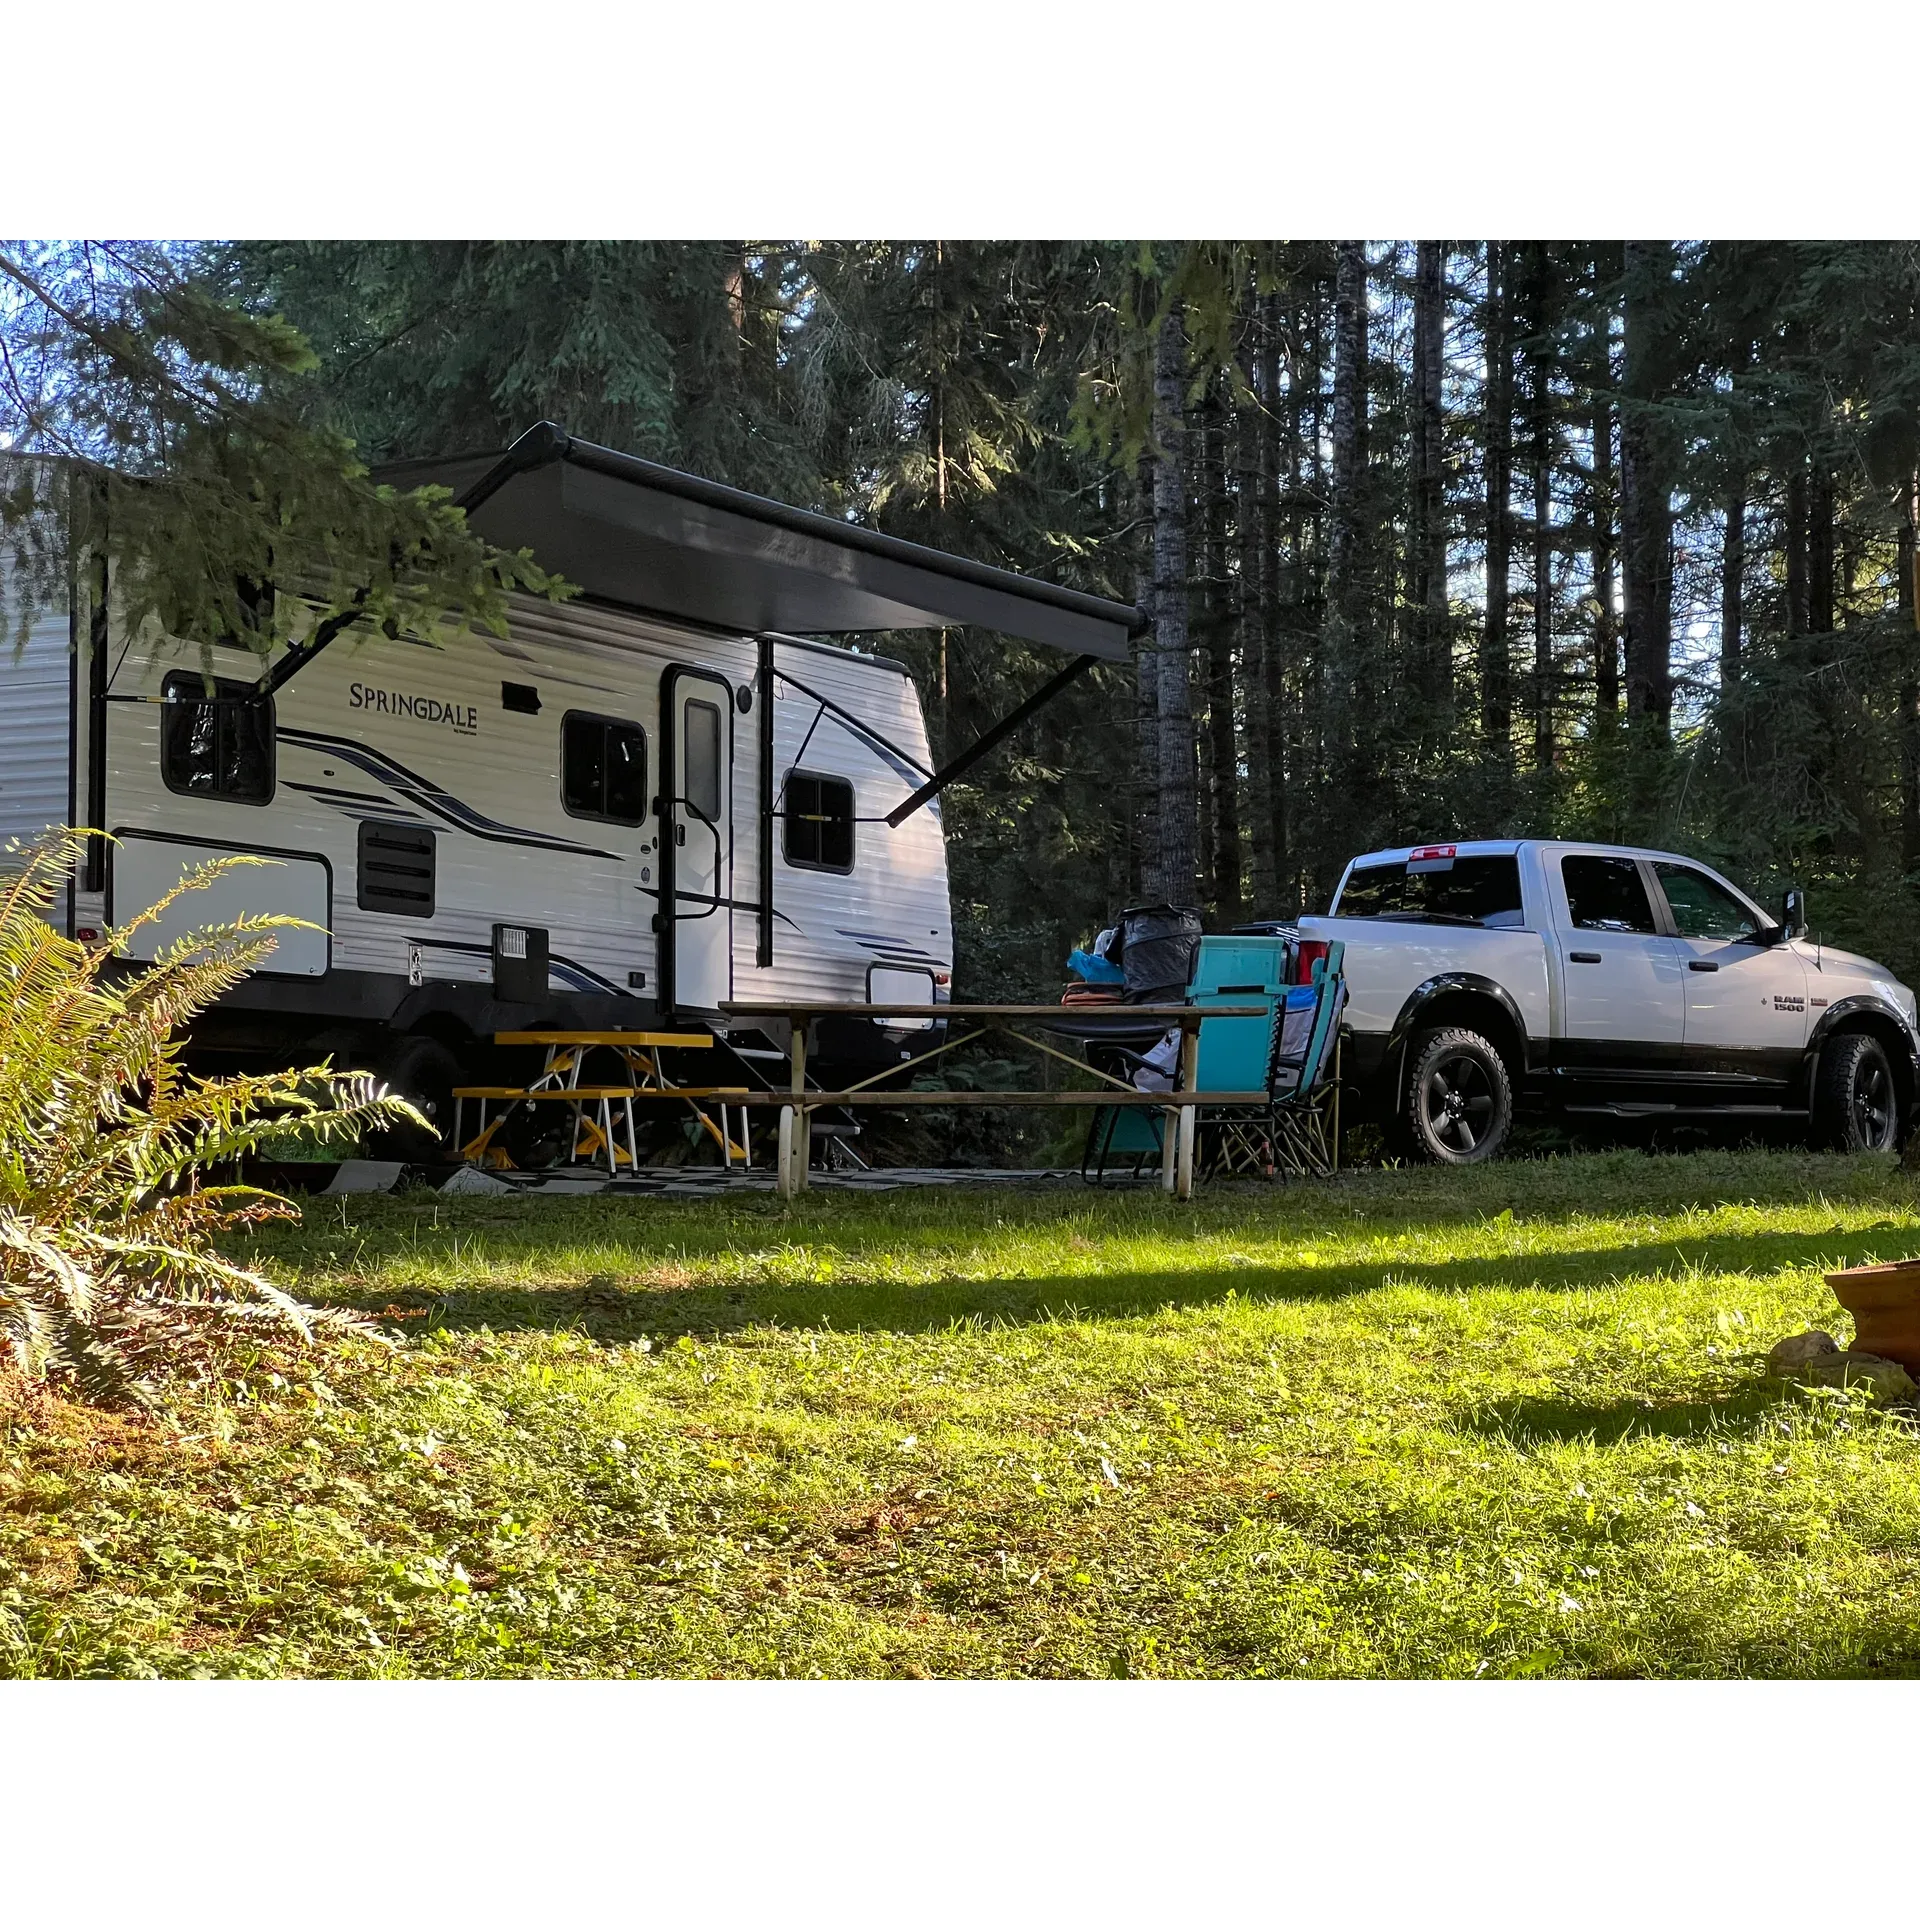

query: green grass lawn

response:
[7,1148,1920,1678]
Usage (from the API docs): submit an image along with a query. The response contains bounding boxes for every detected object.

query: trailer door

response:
[661,667,734,1015]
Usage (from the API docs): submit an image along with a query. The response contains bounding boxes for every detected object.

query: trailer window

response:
[683,699,723,822]
[1333,854,1522,927]
[784,771,854,873]
[160,673,275,805]
[561,713,648,827]
[1562,855,1657,934]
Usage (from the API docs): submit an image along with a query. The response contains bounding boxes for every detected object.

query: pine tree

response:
[1620,239,1675,738]
[1151,298,1198,905]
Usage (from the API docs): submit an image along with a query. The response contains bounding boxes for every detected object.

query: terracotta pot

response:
[1824,1260,1920,1371]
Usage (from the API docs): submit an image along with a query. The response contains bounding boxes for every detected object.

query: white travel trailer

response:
[0,425,1140,1139]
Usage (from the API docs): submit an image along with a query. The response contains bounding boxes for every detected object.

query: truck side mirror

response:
[1781,888,1808,942]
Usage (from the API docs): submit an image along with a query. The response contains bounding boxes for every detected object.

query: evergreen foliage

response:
[0,242,563,666]
[20,239,1920,996]
[0,830,417,1407]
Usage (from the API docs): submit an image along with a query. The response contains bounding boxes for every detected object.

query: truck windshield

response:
[1334,855,1524,928]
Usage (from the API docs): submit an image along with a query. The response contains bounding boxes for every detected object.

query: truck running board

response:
[1562,1102,1810,1120]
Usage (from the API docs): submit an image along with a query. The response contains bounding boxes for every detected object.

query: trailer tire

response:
[375,1035,462,1162]
[1403,1026,1513,1165]
[1812,1031,1900,1154]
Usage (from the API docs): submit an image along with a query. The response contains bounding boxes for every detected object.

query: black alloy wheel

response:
[1853,1050,1896,1150]
[1404,1026,1514,1166]
[1815,1031,1900,1153]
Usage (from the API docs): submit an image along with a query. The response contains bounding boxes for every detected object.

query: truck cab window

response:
[1334,854,1522,927]
[1653,863,1759,942]
[160,673,275,804]
[1562,855,1657,934]
[784,771,854,872]
[562,713,648,826]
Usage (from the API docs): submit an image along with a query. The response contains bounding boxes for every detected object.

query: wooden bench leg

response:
[1173,1025,1200,1200]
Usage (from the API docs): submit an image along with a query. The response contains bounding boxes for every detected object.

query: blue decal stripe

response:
[280,729,619,859]
[408,935,638,998]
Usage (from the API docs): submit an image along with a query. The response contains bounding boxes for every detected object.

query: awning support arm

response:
[262,590,371,696]
[884,652,1099,829]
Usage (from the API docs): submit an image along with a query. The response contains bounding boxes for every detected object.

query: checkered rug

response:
[318,1160,1073,1199]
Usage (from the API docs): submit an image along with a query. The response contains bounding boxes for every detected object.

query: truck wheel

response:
[1812,1032,1899,1153]
[375,1035,462,1161]
[1403,1027,1513,1165]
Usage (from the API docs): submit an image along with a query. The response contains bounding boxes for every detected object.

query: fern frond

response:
[0,825,391,1407]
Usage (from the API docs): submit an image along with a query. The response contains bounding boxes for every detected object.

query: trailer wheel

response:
[1403,1026,1512,1165]
[1812,1031,1899,1153]
[375,1035,462,1161]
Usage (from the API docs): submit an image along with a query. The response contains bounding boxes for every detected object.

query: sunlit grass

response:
[5,1148,1920,1676]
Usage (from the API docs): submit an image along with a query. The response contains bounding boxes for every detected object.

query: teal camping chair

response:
[1081,934,1297,1185]
[1080,1102,1165,1183]
[1196,938,1347,1180]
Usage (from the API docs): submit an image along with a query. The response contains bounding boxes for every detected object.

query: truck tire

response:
[1812,1031,1900,1153]
[375,1035,462,1161]
[1403,1026,1513,1165]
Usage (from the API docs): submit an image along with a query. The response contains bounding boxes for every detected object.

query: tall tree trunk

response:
[1410,241,1448,719]
[1720,481,1745,687]
[1267,286,1295,909]
[1785,459,1810,637]
[1899,473,1920,875]
[1809,460,1836,635]
[1590,252,1619,716]
[1526,242,1554,775]
[1239,285,1278,913]
[1619,239,1673,737]
[1302,275,1330,903]
[1132,451,1159,899]
[1193,375,1216,900]
[930,242,950,756]
[1325,241,1367,866]
[1152,299,1198,905]
[1199,371,1240,915]
[1203,380,1241,921]
[1481,241,1513,777]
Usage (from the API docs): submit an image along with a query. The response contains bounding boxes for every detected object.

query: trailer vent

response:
[502,681,542,715]
[491,922,548,1001]
[357,822,436,918]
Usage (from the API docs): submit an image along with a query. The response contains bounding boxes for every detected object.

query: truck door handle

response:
[1688,960,1719,972]
[1570,951,1601,964]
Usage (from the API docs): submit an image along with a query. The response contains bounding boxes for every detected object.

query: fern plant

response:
[0,828,419,1406]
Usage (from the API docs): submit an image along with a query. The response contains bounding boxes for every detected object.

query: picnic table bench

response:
[719,1000,1268,1199]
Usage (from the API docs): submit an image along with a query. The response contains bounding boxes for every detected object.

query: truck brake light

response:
[1295,938,1330,983]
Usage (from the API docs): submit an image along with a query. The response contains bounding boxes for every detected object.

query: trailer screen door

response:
[665,669,733,1012]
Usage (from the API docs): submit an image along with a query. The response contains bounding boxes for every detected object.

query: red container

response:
[1824,1260,1920,1371]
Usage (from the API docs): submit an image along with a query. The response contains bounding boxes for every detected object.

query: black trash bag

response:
[1116,903,1204,1004]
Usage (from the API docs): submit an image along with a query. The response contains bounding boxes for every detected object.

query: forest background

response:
[14,240,1920,1000]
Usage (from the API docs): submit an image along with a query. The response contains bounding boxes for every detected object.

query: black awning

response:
[383,422,1142,663]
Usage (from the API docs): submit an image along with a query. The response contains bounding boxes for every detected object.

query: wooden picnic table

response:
[719,1000,1268,1200]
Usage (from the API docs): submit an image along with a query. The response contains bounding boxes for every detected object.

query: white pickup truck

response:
[1295,839,1920,1164]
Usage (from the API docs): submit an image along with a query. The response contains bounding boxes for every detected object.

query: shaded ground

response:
[6,1148,1920,1677]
